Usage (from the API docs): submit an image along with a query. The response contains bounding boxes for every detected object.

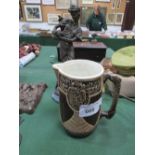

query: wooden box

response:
[57,41,107,62]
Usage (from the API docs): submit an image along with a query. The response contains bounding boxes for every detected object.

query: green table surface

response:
[19,46,135,155]
[19,35,135,51]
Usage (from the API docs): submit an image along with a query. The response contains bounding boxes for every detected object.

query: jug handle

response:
[100,74,121,119]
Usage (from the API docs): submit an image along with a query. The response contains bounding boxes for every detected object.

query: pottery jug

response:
[53,59,121,137]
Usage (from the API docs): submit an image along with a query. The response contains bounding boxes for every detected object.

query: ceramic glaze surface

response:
[53,59,104,80]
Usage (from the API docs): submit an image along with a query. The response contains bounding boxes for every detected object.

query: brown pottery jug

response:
[53,59,121,137]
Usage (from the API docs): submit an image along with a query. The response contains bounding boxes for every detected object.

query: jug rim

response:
[53,59,104,80]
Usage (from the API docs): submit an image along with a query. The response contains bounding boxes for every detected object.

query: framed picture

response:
[42,0,54,5]
[26,0,41,3]
[81,6,107,26]
[112,0,121,9]
[19,2,24,20]
[56,0,70,9]
[116,0,121,8]
[115,13,124,25]
[95,0,110,2]
[82,0,93,4]
[112,0,116,9]
[24,5,42,22]
[63,13,72,19]
[47,13,60,24]
[70,0,79,6]
[107,13,116,25]
[107,13,124,25]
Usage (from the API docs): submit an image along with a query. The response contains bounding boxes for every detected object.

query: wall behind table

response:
[20,0,126,23]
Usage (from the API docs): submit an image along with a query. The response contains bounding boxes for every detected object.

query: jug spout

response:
[52,63,62,77]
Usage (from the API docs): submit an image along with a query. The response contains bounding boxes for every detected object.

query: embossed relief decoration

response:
[58,74,102,111]
[67,87,89,111]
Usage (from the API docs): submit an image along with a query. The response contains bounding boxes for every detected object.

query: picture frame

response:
[42,0,55,5]
[24,5,42,22]
[112,0,116,9]
[26,0,41,4]
[19,2,24,20]
[115,13,124,25]
[56,0,70,9]
[116,0,121,9]
[111,0,121,9]
[107,13,116,25]
[82,0,93,4]
[70,0,79,6]
[107,13,124,25]
[47,13,61,24]
[95,0,110,2]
